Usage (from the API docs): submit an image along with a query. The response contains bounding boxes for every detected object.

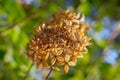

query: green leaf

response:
[19,31,29,47]
[0,49,5,59]
[78,2,92,16]
[94,22,102,32]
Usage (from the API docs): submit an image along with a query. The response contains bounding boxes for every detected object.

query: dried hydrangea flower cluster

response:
[28,9,91,73]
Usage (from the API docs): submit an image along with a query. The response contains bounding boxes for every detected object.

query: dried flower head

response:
[27,9,91,73]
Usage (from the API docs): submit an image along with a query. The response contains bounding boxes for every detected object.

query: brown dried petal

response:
[83,47,88,52]
[52,66,60,71]
[71,56,77,63]
[45,52,49,60]
[36,26,41,32]
[57,50,63,55]
[68,13,73,18]
[65,20,72,26]
[37,62,42,69]
[41,23,45,29]
[88,37,92,41]
[37,55,42,59]
[66,49,72,54]
[57,61,65,66]
[70,33,77,41]
[64,64,69,73]
[65,54,70,62]
[57,56,64,62]
[76,13,80,19]
[51,58,56,65]
[79,14,85,22]
[65,10,70,14]
[75,43,80,48]
[72,19,80,24]
[72,25,79,29]
[84,42,90,46]
[73,52,78,55]
[68,61,76,66]
[42,62,48,67]
[77,54,83,58]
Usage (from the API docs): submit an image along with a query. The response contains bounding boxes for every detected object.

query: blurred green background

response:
[0,0,120,80]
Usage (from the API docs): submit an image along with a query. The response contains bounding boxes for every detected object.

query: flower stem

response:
[45,68,52,80]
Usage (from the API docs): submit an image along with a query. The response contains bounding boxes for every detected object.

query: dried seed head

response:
[27,9,91,74]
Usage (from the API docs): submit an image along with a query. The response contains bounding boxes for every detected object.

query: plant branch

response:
[45,68,52,80]
[23,63,34,80]
[102,21,120,56]
[0,0,54,34]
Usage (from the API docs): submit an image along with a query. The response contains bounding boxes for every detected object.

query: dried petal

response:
[76,13,80,19]
[79,14,85,22]
[57,56,64,62]
[57,50,63,55]
[71,56,77,63]
[42,23,45,29]
[52,66,60,71]
[65,10,70,14]
[77,53,83,58]
[42,62,48,67]
[83,47,88,52]
[64,64,69,73]
[68,13,73,18]
[37,62,42,69]
[65,54,70,62]
[51,58,56,65]
[72,25,80,29]
[45,52,49,60]
[87,37,92,41]
[68,61,76,66]
[57,61,65,65]
[70,33,77,41]
[72,19,80,24]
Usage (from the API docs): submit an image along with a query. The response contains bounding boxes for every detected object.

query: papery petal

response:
[70,33,77,41]
[36,62,42,69]
[72,19,80,24]
[68,61,76,66]
[58,49,63,55]
[42,62,48,67]
[76,13,80,19]
[79,14,85,23]
[45,52,49,60]
[83,47,88,52]
[64,64,69,73]
[51,58,56,65]
[57,61,65,66]
[65,54,70,62]
[72,25,79,29]
[52,66,60,71]
[77,54,83,58]
[71,56,77,63]
[57,56,64,62]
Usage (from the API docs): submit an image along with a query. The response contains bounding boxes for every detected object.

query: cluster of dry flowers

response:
[28,9,91,73]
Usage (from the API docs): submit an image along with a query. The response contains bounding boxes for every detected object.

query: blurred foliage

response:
[0,0,120,80]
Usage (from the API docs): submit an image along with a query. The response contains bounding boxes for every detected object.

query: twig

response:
[0,9,40,34]
[45,68,52,80]
[23,63,34,80]
[102,21,120,56]
[0,0,53,34]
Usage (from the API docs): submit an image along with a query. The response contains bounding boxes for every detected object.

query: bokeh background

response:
[0,0,120,80]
